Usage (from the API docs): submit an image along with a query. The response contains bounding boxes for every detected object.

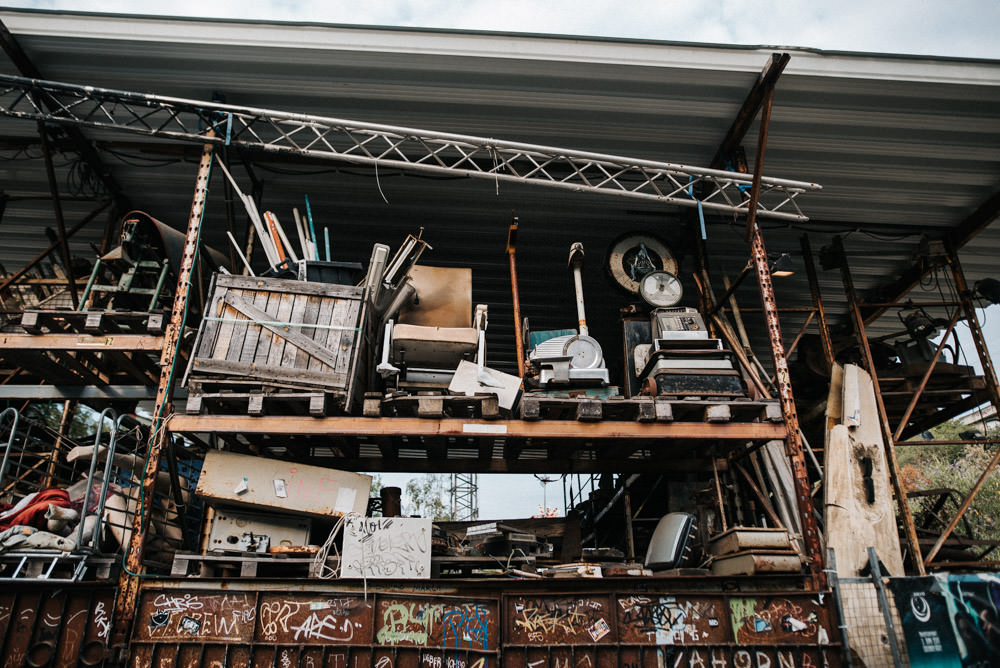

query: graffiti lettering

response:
[152,593,205,614]
[443,604,489,650]
[291,613,357,642]
[377,602,439,645]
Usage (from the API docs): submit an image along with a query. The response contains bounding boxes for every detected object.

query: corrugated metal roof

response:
[1,8,998,378]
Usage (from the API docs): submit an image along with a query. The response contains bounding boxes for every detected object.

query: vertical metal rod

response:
[623,491,635,560]
[743,89,773,241]
[506,218,525,376]
[893,309,962,442]
[800,234,835,370]
[834,235,925,575]
[825,549,854,668]
[712,456,728,531]
[922,243,1000,565]
[112,140,214,645]
[867,547,904,667]
[746,125,824,586]
[37,122,78,308]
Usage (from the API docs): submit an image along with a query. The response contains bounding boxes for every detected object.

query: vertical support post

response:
[44,400,75,487]
[744,89,773,242]
[750,222,824,587]
[112,140,214,646]
[800,233,835,370]
[867,547,904,667]
[834,236,925,574]
[506,217,525,376]
[37,122,78,308]
[825,549,854,668]
[738,85,824,587]
[923,244,1000,565]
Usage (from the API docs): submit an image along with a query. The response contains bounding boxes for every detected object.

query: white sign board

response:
[340,517,432,579]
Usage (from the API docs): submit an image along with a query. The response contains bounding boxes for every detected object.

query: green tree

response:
[402,474,450,520]
[900,418,1000,542]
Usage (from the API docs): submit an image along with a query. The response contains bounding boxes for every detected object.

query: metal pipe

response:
[568,242,589,336]
[37,121,78,308]
[835,235,925,574]
[75,408,117,551]
[892,308,962,442]
[0,407,20,486]
[743,88,774,241]
[800,233,834,370]
[507,218,525,376]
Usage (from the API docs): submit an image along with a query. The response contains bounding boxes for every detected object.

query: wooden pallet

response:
[170,552,338,578]
[185,389,339,416]
[20,308,168,334]
[519,395,783,423]
[366,393,502,419]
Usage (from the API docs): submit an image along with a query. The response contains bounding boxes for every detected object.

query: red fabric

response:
[0,488,71,531]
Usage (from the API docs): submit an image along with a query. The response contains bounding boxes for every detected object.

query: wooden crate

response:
[184,274,370,412]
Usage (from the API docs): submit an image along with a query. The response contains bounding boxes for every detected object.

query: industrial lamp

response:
[974,278,1000,305]
[768,252,795,277]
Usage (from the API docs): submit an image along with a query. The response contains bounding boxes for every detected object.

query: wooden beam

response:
[710,52,791,170]
[0,333,164,351]
[165,414,786,441]
[300,456,715,474]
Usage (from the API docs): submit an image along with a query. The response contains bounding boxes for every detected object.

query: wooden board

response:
[196,450,371,519]
[824,363,904,578]
[340,517,432,579]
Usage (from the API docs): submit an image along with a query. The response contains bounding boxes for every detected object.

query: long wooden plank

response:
[0,333,164,351]
[264,292,297,368]
[166,414,785,440]
[308,293,336,372]
[296,294,322,370]
[216,273,362,299]
[334,297,362,376]
[225,287,252,362]
[188,359,347,388]
[238,285,271,364]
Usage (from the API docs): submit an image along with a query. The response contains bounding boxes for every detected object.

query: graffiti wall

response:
[125,587,839,668]
[0,588,114,667]
[888,573,1000,667]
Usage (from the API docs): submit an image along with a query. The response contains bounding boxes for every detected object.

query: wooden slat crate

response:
[183,274,370,413]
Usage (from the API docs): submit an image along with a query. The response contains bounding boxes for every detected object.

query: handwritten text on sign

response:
[341,517,432,579]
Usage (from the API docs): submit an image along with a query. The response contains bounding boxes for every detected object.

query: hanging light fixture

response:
[768,252,795,277]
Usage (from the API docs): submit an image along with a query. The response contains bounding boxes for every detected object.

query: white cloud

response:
[5,0,1000,59]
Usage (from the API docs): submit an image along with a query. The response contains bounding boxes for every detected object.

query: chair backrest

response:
[397,266,472,328]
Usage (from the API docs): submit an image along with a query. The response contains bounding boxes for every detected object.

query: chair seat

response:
[391,324,479,367]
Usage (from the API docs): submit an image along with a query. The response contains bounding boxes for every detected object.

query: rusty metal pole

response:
[800,233,835,370]
[112,140,214,646]
[923,243,1000,565]
[37,122,78,308]
[743,87,824,588]
[833,235,925,574]
[507,217,525,376]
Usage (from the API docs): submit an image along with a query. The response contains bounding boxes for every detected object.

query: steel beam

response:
[800,233,834,370]
[0,73,820,222]
[112,141,214,646]
[923,243,1000,566]
[710,52,791,170]
[835,235,925,574]
[37,122,78,308]
[860,188,1000,326]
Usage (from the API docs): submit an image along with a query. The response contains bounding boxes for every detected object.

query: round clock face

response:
[639,270,683,307]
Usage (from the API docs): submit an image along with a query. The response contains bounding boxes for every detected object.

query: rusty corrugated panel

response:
[0,587,114,667]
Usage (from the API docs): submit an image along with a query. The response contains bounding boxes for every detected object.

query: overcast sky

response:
[8,0,998,521]
[5,0,1000,60]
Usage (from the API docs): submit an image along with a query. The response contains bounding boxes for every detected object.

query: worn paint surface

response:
[0,588,114,667]
[121,587,839,667]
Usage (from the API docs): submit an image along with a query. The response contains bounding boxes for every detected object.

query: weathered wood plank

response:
[189,359,347,388]
[296,294,323,370]
[307,294,336,373]
[281,293,310,369]
[334,297,362,376]
[238,285,271,364]
[264,292,297,369]
[215,273,362,299]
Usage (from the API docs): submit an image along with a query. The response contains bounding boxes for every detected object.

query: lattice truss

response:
[0,74,819,220]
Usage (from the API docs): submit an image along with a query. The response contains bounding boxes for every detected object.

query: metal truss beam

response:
[0,74,819,222]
